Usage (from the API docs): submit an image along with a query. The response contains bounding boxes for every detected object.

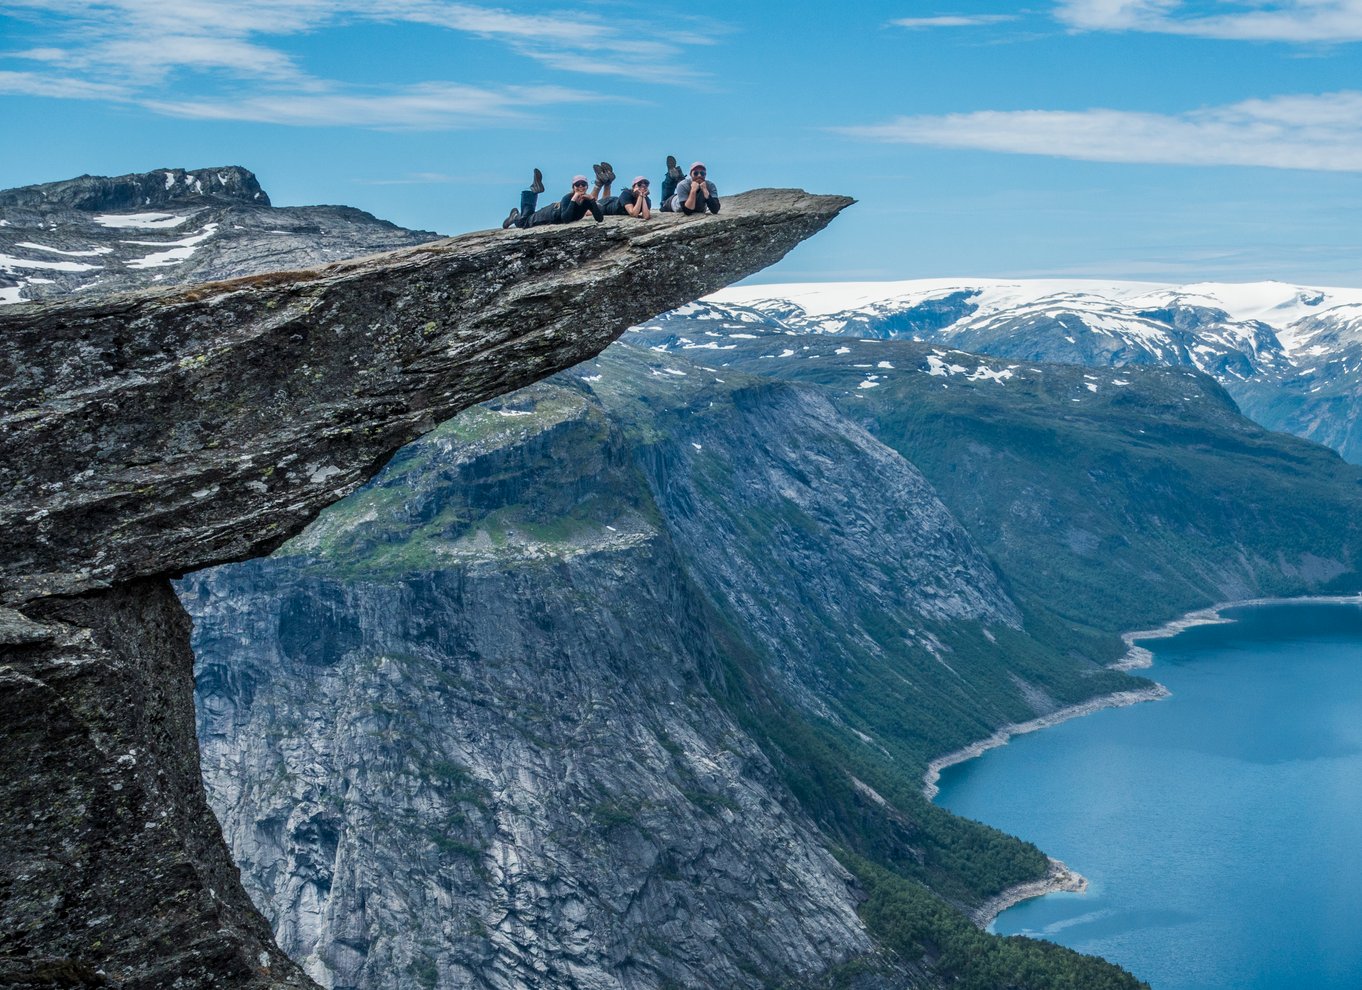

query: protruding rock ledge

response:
[0,188,852,607]
[0,188,851,989]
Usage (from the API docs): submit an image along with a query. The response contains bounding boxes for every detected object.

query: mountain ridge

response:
[671,277,1362,462]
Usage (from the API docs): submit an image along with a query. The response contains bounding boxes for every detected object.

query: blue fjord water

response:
[934,602,1362,990]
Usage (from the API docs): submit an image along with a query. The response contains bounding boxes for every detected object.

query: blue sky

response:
[3,0,1361,285]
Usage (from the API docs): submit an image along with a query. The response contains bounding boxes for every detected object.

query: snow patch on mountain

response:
[93,212,194,230]
[16,242,113,257]
[0,253,101,273]
[714,278,1362,333]
[124,223,219,269]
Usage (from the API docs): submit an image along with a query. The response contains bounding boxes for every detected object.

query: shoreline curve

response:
[926,592,1362,928]
[1115,593,1362,671]
[971,858,1087,928]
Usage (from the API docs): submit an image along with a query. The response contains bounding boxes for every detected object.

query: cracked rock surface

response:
[0,170,850,989]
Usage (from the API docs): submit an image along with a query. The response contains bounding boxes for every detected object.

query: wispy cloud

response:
[837,91,1362,172]
[0,0,711,126]
[0,68,130,100]
[890,14,1019,28]
[144,83,604,130]
[1054,0,1362,43]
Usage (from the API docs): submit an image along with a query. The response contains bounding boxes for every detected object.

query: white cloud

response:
[1054,0,1362,42]
[0,69,129,100]
[890,15,1018,28]
[0,0,710,126]
[144,83,603,129]
[838,91,1362,172]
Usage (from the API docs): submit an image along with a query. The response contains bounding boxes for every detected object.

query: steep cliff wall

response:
[0,187,851,989]
[183,386,889,989]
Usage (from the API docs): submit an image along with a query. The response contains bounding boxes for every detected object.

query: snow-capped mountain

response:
[639,278,1362,462]
[0,166,438,304]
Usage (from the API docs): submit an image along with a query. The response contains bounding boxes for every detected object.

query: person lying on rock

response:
[596,172,652,221]
[664,161,719,215]
[587,163,651,219]
[503,169,604,229]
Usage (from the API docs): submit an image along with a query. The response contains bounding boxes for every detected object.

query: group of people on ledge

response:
[502,156,719,229]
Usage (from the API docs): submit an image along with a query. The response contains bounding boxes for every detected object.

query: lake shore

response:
[927,593,1362,930]
[921,684,1170,802]
[1115,593,1362,670]
[970,857,1087,928]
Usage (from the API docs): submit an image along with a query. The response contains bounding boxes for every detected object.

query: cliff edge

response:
[0,187,852,989]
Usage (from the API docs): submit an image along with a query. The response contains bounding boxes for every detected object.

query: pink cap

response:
[572,174,589,185]
[632,175,649,187]
[689,161,707,173]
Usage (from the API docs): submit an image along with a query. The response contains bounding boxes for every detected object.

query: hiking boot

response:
[529,168,544,194]
[666,155,682,181]
[502,208,520,229]
[592,162,611,186]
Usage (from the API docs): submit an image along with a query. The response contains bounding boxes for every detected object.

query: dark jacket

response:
[558,193,604,223]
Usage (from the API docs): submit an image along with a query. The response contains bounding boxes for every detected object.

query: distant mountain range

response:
[642,278,1362,462]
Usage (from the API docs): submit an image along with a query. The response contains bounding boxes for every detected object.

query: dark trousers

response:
[515,190,559,228]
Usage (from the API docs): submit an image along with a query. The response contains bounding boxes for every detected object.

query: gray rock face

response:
[0,170,851,989]
[0,167,437,305]
[181,356,1014,990]
[185,457,880,988]
[1,187,853,606]
[1233,303,1362,463]
[2,582,311,990]
[0,166,272,212]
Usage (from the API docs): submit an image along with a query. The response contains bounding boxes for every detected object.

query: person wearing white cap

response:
[667,161,719,215]
[598,175,652,219]
[503,169,603,229]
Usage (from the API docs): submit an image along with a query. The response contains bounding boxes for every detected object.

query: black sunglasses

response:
[635,180,650,186]
[691,170,706,177]
[572,180,588,187]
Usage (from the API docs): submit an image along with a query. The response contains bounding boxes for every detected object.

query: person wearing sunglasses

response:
[666,161,719,216]
[598,175,652,219]
[503,169,603,229]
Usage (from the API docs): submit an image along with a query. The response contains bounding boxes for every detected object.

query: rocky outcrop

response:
[1,188,851,606]
[0,167,437,305]
[0,166,272,212]
[0,186,851,988]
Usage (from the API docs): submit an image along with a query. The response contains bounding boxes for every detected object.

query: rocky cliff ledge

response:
[0,188,852,989]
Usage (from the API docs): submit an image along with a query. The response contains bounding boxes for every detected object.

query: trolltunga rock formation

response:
[0,187,852,989]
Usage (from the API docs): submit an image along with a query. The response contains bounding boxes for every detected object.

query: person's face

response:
[634,180,650,193]
[573,180,588,189]
[691,169,706,180]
